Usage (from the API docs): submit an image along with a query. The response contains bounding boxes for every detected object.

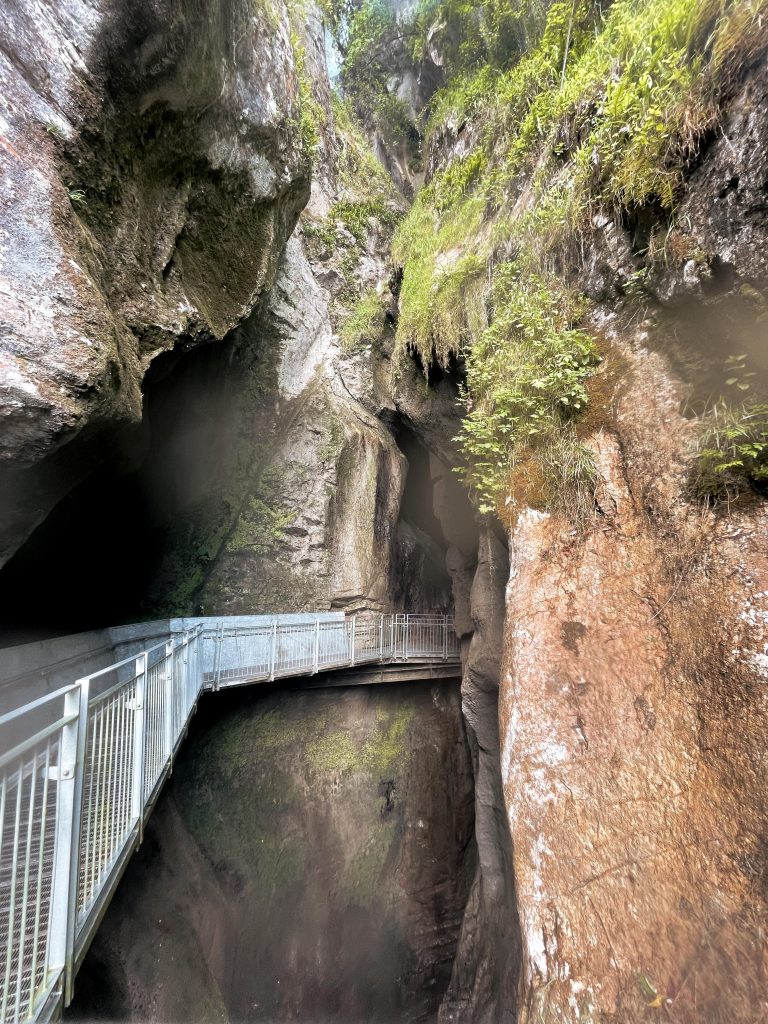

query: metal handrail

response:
[0,612,458,1024]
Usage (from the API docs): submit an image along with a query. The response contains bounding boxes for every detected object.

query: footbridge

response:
[0,612,459,1024]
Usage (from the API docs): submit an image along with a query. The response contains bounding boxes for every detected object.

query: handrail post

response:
[389,615,395,662]
[379,614,384,662]
[350,614,357,667]
[164,641,174,764]
[313,617,320,674]
[269,622,278,681]
[131,654,147,845]
[404,614,410,662]
[442,616,448,661]
[49,677,89,1005]
[213,621,224,691]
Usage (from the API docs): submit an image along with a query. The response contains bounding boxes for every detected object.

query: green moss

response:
[361,704,413,772]
[305,729,359,774]
[342,827,396,908]
[319,412,346,464]
[225,463,294,556]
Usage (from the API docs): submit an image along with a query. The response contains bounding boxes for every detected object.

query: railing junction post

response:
[213,621,225,691]
[48,678,89,1005]
[269,621,278,681]
[164,641,174,763]
[131,653,147,845]
[313,617,320,674]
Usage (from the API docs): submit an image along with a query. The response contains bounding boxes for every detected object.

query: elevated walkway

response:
[0,612,459,1024]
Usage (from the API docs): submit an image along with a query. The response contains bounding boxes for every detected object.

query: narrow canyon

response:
[1,1,768,1022]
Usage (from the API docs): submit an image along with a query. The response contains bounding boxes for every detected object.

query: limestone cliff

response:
[0,0,310,567]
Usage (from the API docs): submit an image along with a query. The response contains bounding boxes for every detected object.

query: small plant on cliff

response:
[456,262,600,516]
[66,186,87,207]
[290,33,326,155]
[690,403,768,504]
[340,288,388,353]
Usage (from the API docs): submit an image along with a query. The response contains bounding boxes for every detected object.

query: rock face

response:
[496,64,768,1015]
[501,362,768,1021]
[440,527,520,1024]
[0,0,310,566]
[68,680,476,1024]
[0,0,457,634]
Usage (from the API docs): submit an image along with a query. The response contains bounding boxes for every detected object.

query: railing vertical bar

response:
[122,686,132,830]
[2,763,23,1023]
[0,775,5,1016]
[81,704,97,913]
[92,704,107,895]
[106,696,119,870]
[269,622,278,681]
[64,681,89,1002]
[350,614,357,667]
[14,752,38,1022]
[30,740,51,1004]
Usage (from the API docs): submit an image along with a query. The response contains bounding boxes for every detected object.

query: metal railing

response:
[0,612,457,1024]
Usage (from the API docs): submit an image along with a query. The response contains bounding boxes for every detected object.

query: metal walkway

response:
[0,612,458,1024]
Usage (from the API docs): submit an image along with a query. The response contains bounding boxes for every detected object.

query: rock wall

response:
[0,0,457,633]
[497,63,768,1024]
[68,680,476,1024]
[439,527,521,1023]
[0,0,310,567]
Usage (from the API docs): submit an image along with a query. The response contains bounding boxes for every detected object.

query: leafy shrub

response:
[690,404,768,504]
[456,262,600,514]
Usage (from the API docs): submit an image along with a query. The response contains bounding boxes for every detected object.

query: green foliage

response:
[330,0,422,155]
[66,186,87,207]
[392,191,487,365]
[340,288,388,352]
[389,0,766,517]
[290,32,326,155]
[690,404,768,504]
[455,263,599,514]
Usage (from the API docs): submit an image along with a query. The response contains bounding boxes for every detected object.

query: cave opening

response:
[0,330,253,646]
[0,330,474,644]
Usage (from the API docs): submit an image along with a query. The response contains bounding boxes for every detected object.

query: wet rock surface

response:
[68,679,475,1024]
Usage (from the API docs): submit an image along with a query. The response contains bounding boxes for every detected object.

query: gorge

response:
[2,1,768,1022]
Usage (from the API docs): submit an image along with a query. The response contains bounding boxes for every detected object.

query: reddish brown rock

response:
[500,329,768,1023]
